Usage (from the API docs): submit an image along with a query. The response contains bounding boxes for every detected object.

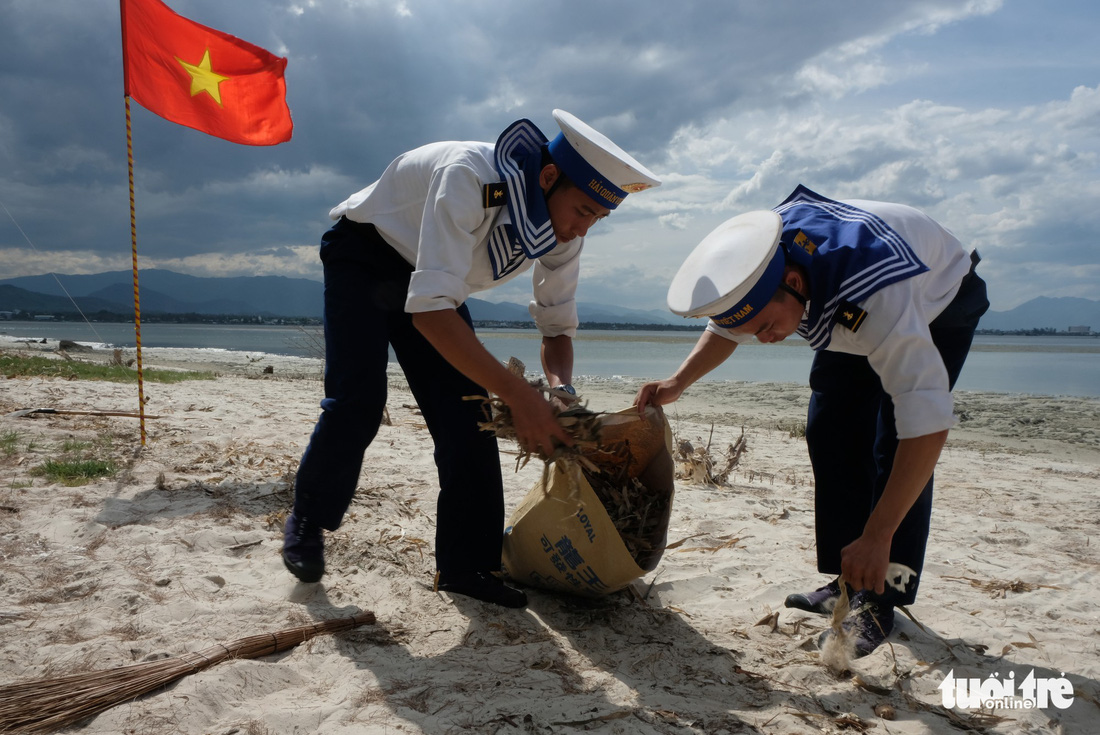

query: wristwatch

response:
[557,384,576,396]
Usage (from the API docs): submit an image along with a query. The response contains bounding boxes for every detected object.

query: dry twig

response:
[469,385,606,474]
[675,427,746,486]
[941,574,1063,598]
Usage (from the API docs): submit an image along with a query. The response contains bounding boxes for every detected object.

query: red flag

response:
[120,0,292,145]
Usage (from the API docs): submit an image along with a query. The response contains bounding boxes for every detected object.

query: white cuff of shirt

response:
[892,389,957,439]
[529,299,578,338]
[405,270,469,313]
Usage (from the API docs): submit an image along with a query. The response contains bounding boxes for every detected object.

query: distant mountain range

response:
[0,270,1096,332]
[0,269,685,326]
[0,271,323,319]
[973,296,1100,332]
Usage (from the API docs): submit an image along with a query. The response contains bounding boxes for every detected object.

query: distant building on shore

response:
[1067,325,1092,335]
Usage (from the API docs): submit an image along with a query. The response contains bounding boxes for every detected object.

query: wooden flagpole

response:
[124,94,148,444]
[120,0,148,446]
[124,96,148,447]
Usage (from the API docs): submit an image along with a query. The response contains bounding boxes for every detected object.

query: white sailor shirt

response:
[329,140,583,338]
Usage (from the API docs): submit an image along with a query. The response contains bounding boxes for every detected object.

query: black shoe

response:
[437,571,527,608]
[817,591,895,658]
[785,578,842,615]
[282,511,325,583]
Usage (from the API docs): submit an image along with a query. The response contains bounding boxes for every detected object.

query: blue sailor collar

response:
[773,185,929,351]
[493,119,557,261]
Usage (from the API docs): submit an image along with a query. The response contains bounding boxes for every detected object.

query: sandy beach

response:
[1,341,1098,734]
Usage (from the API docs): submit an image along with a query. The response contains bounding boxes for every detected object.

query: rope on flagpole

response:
[125,95,148,447]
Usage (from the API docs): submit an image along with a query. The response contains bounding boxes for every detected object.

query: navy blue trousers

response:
[805,265,989,604]
[293,217,505,576]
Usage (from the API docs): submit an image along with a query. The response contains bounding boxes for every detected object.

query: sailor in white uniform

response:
[283,110,660,607]
[636,185,988,654]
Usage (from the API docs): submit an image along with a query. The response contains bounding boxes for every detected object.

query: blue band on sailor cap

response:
[710,245,786,328]
[548,132,628,210]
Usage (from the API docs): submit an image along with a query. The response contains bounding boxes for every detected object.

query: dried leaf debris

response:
[676,425,746,486]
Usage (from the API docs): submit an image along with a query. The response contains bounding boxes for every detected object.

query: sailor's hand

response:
[634,379,683,413]
[507,386,573,456]
[840,531,893,595]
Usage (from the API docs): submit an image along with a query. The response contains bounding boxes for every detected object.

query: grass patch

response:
[773,419,807,438]
[31,459,117,486]
[0,351,215,383]
[1,430,19,456]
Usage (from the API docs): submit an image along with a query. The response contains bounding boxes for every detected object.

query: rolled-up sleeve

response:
[405,164,487,313]
[528,240,583,337]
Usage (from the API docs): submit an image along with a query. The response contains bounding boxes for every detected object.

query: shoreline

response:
[5,339,1100,461]
[5,327,1100,400]
[5,333,1100,391]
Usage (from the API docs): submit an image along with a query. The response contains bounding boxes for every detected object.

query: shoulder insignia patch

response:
[834,299,868,332]
[793,229,818,255]
[483,182,508,208]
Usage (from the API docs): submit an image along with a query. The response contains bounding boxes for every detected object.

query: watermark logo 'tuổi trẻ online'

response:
[939,670,1075,710]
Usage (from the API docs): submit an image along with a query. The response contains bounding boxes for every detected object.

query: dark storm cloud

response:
[0,0,988,257]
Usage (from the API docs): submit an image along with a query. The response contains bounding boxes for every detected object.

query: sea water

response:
[2,321,1098,398]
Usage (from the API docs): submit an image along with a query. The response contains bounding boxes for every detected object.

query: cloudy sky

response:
[1,0,1097,312]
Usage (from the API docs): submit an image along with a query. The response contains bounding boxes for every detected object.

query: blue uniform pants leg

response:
[389,304,506,577]
[806,351,935,605]
[292,225,402,530]
[805,273,988,605]
[293,217,509,577]
[805,352,893,576]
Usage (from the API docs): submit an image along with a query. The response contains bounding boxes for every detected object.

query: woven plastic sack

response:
[501,405,674,597]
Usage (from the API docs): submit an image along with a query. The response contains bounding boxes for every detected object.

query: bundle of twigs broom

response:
[0,612,376,733]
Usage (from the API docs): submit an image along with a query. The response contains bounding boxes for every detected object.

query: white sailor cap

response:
[666,210,786,328]
[547,109,660,210]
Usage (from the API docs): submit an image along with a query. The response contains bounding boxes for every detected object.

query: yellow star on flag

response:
[176,49,230,106]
